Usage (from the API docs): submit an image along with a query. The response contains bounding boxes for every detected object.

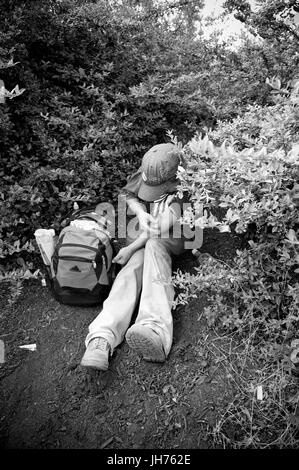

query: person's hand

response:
[112,246,133,265]
[154,194,176,216]
[138,213,161,238]
[137,210,157,233]
[146,222,160,238]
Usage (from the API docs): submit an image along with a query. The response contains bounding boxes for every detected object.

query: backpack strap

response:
[59,203,103,228]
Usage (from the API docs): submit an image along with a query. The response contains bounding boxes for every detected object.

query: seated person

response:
[80,143,191,371]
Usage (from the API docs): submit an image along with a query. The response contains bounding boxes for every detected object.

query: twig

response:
[100,436,114,449]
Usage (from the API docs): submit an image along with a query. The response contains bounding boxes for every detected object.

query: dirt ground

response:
[0,230,243,449]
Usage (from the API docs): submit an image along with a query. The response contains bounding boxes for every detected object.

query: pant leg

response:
[133,237,185,357]
[85,248,144,352]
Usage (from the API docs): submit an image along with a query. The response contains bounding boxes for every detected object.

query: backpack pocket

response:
[55,256,98,290]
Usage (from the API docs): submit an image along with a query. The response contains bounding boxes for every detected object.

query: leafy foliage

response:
[175,78,299,324]
[0,0,214,269]
[3,0,292,270]
[172,79,299,447]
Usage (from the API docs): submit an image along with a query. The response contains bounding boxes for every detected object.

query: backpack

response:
[47,207,116,306]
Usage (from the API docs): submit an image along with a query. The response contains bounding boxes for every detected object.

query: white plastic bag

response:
[34,228,55,266]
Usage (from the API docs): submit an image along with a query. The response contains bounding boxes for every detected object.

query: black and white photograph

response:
[0,0,298,455]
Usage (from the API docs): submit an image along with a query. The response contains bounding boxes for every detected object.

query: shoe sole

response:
[126,327,166,363]
[80,357,109,371]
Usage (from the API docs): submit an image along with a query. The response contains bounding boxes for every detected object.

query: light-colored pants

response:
[85,237,185,357]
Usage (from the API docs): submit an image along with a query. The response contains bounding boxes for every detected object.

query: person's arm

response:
[126,196,157,232]
[131,201,178,244]
[156,202,178,237]
[112,231,148,265]
[113,203,179,265]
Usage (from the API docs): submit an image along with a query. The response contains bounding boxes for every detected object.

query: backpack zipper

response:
[58,255,93,263]
[58,243,99,253]
[58,256,98,269]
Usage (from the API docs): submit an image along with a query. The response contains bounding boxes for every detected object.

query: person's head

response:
[137,143,182,202]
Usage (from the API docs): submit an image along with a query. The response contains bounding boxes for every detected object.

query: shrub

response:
[0,0,215,272]
[172,78,299,447]
[175,77,299,325]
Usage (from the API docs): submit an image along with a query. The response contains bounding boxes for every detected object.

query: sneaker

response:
[80,337,110,371]
[125,324,166,363]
